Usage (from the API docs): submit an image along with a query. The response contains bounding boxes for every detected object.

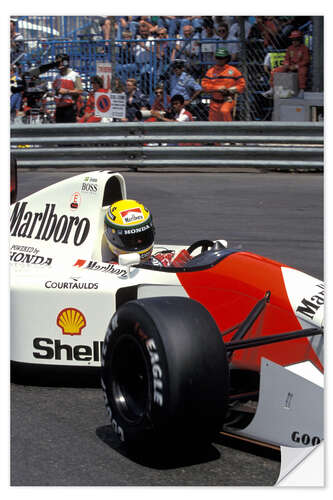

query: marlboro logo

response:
[73,259,127,278]
[10,202,90,246]
[120,207,144,224]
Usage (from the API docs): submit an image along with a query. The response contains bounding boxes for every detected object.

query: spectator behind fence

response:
[262,30,310,99]
[155,27,176,80]
[170,59,202,107]
[276,16,297,48]
[101,16,127,44]
[78,76,108,123]
[215,23,239,61]
[117,30,136,63]
[173,25,200,68]
[253,16,280,49]
[155,27,174,64]
[10,64,23,122]
[114,77,126,93]
[151,85,170,112]
[122,78,149,122]
[134,21,155,93]
[179,17,204,34]
[199,18,219,71]
[10,18,24,63]
[116,30,137,82]
[229,16,252,40]
[52,53,83,123]
[201,47,245,122]
[157,16,179,38]
[151,94,193,122]
[212,16,233,33]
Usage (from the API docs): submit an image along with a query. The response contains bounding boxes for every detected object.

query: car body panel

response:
[10,170,324,453]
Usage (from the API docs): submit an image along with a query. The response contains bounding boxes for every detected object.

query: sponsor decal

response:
[73,259,127,278]
[45,277,98,290]
[10,202,90,246]
[70,192,81,210]
[33,338,103,362]
[11,244,39,254]
[291,431,321,446]
[120,207,144,224]
[56,307,86,336]
[81,177,98,194]
[123,224,150,235]
[296,283,324,320]
[145,338,163,406]
[10,244,52,266]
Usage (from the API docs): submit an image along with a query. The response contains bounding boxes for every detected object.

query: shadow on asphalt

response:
[96,425,221,469]
[96,424,281,469]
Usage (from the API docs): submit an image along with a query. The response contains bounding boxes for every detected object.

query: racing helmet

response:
[289,30,303,40]
[104,199,155,262]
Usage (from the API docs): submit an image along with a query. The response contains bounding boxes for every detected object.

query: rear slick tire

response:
[101,297,229,447]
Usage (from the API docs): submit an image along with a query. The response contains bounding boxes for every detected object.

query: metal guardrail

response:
[11,121,324,170]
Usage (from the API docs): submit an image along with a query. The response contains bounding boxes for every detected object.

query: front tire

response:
[101,297,229,446]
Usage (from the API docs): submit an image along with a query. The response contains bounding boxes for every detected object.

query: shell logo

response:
[56,308,86,336]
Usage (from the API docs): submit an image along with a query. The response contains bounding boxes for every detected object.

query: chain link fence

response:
[11,16,321,122]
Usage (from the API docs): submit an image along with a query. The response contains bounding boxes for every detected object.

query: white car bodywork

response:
[11,170,190,368]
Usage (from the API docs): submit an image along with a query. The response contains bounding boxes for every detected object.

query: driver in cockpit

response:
[102,199,192,267]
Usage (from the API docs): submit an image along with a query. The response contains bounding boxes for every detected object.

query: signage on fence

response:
[95,93,112,116]
[96,62,112,90]
[109,93,126,119]
[95,92,126,119]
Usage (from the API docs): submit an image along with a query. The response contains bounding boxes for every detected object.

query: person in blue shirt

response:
[169,60,202,107]
[10,65,23,122]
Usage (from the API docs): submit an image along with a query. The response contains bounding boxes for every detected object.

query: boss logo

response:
[81,182,98,193]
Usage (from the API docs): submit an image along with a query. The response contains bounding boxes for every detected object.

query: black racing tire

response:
[101,296,229,446]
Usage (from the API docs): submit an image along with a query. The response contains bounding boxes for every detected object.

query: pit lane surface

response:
[10,170,323,486]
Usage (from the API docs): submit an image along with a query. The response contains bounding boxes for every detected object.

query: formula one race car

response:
[10,170,324,459]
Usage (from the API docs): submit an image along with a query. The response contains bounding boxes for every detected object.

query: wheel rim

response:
[111,335,149,424]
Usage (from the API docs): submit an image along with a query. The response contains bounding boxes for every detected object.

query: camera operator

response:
[151,94,193,122]
[52,54,83,123]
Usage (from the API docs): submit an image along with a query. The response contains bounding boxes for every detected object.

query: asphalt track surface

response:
[10,169,323,487]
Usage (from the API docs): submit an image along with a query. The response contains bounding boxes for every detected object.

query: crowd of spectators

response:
[10,15,313,124]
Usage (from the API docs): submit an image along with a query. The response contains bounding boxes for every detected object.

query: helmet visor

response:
[105,221,155,253]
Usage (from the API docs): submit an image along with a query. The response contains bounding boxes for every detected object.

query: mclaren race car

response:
[10,170,324,462]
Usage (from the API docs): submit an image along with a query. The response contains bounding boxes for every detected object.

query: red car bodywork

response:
[177,251,323,373]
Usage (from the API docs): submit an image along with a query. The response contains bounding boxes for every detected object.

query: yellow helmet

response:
[104,199,155,262]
